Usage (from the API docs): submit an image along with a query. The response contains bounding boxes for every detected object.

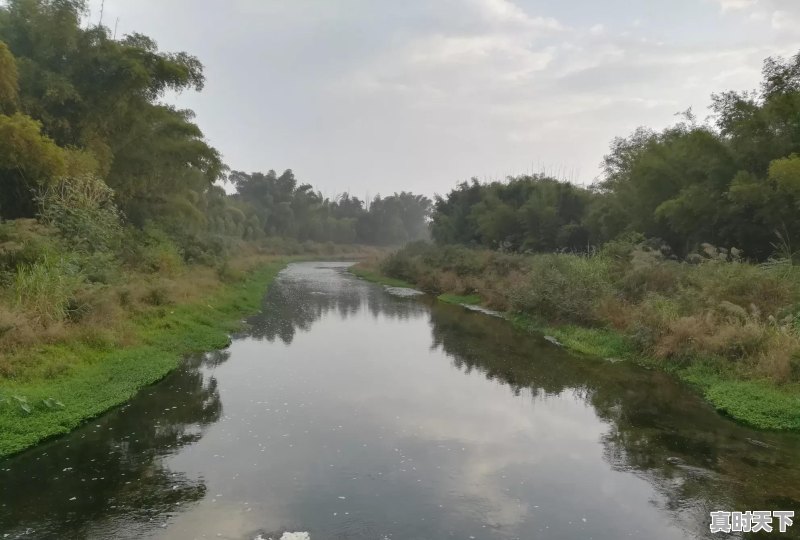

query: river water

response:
[1,262,799,539]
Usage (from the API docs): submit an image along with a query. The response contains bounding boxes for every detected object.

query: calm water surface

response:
[2,262,799,539]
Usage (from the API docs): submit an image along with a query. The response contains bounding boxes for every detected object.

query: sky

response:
[85,0,800,199]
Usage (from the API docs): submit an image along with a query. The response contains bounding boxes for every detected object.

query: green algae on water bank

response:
[437,293,482,306]
[0,261,287,459]
[513,313,800,431]
[348,264,416,288]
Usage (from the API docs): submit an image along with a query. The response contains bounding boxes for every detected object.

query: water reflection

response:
[428,302,800,539]
[0,351,229,539]
[1,262,798,540]
[245,263,426,344]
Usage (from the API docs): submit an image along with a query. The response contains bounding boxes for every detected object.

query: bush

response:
[121,225,184,276]
[142,285,171,306]
[509,254,613,324]
[174,232,229,265]
[368,241,800,384]
[13,255,82,325]
[36,175,123,253]
[0,219,60,274]
[380,250,419,284]
[216,260,245,283]
[694,263,795,318]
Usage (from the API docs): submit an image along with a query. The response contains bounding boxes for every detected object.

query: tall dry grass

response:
[376,241,800,383]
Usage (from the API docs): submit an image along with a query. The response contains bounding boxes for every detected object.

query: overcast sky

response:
[86,0,799,199]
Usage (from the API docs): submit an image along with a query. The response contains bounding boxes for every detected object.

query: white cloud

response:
[84,0,800,196]
[771,9,800,30]
[471,0,563,30]
[589,23,606,36]
[712,0,758,12]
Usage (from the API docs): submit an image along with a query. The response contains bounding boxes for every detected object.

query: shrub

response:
[0,219,60,273]
[695,262,796,317]
[509,254,613,324]
[36,174,123,253]
[13,256,82,324]
[174,232,229,265]
[380,250,419,283]
[371,241,800,384]
[217,260,245,283]
[614,255,683,302]
[78,251,121,284]
[652,315,767,362]
[754,333,800,383]
[142,285,172,306]
[121,225,184,276]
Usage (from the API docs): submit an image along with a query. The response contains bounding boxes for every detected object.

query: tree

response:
[0,41,18,112]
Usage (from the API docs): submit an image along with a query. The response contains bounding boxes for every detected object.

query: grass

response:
[0,216,384,458]
[512,315,635,358]
[355,243,800,431]
[702,381,800,431]
[512,313,800,430]
[678,363,800,431]
[349,263,417,288]
[0,260,286,458]
[438,293,482,305]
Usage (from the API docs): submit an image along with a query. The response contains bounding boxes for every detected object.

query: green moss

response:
[0,261,286,459]
[438,293,482,306]
[348,265,416,288]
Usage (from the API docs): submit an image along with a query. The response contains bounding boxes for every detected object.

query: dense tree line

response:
[431,176,591,252]
[230,169,431,245]
[432,51,800,261]
[4,0,800,260]
[0,0,430,253]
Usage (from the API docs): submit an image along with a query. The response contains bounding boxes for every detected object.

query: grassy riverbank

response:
[348,265,415,288]
[0,257,287,458]
[352,242,800,431]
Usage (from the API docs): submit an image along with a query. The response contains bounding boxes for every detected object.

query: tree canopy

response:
[0,0,430,249]
[430,51,800,261]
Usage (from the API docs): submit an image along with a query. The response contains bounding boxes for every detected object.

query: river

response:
[1,262,799,539]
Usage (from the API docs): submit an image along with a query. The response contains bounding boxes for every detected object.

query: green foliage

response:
[363,244,800,429]
[509,254,613,324]
[703,380,800,431]
[0,113,69,218]
[768,154,800,199]
[349,264,416,288]
[0,0,224,232]
[380,249,421,284]
[513,315,635,358]
[1,1,430,251]
[0,261,285,458]
[0,218,59,272]
[232,170,431,246]
[0,41,18,112]
[438,293,482,305]
[431,176,590,252]
[428,51,800,263]
[121,224,184,275]
[36,174,122,252]
[358,192,432,245]
[13,255,82,324]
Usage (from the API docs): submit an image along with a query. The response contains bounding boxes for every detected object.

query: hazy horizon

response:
[87,0,800,199]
